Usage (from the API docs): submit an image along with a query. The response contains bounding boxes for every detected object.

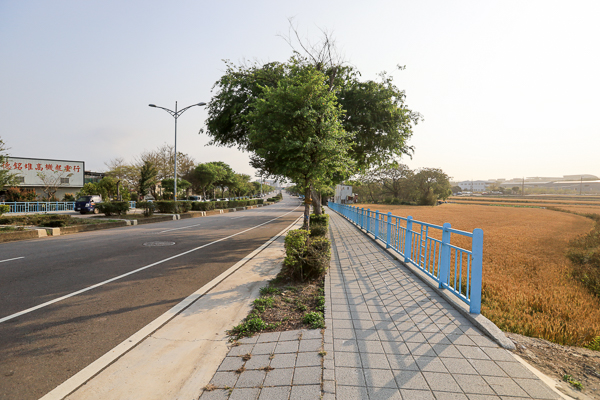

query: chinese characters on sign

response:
[1,162,81,173]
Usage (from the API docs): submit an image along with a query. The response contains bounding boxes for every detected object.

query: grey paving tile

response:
[482,347,517,362]
[228,344,254,357]
[238,336,258,345]
[422,371,461,392]
[274,340,298,354]
[496,361,539,379]
[235,370,266,388]
[292,366,322,385]
[295,352,322,367]
[440,357,478,375]
[393,370,429,390]
[353,319,376,330]
[433,392,469,400]
[263,368,293,386]
[258,386,290,400]
[466,395,500,400]
[469,334,499,348]
[336,385,369,400]
[257,332,280,343]
[289,384,320,399]
[298,338,322,352]
[407,342,437,357]
[364,368,397,388]
[387,354,419,371]
[269,353,296,369]
[229,387,260,400]
[217,356,245,371]
[244,354,271,370]
[251,342,276,355]
[399,388,435,399]
[209,371,239,387]
[381,340,410,355]
[432,343,464,358]
[278,330,302,341]
[455,345,491,360]
[355,329,380,340]
[358,339,385,354]
[483,376,529,397]
[514,378,561,399]
[361,352,392,369]
[415,356,449,373]
[453,374,496,395]
[333,351,362,368]
[378,329,403,342]
[332,319,354,329]
[468,359,508,377]
[367,387,402,400]
[199,388,230,400]
[336,366,366,386]
[332,328,356,339]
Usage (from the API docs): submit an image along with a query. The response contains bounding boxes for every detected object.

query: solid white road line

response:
[0,206,301,324]
[158,223,204,233]
[0,256,25,263]
[39,215,302,400]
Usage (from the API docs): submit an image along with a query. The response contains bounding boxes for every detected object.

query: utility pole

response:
[522,177,525,197]
[580,176,583,195]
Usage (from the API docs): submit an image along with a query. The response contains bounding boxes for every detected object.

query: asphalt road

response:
[0,195,302,400]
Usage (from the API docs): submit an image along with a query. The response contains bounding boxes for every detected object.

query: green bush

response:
[309,225,328,237]
[283,229,331,281]
[303,311,325,329]
[213,201,227,209]
[95,201,130,216]
[191,201,215,211]
[137,201,155,217]
[154,201,190,213]
[310,213,329,227]
[0,205,9,216]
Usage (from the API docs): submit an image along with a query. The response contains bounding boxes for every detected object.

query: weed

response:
[235,366,246,374]
[259,366,274,371]
[296,301,308,312]
[259,286,280,296]
[241,353,252,361]
[315,295,325,312]
[253,297,275,313]
[562,375,584,390]
[204,384,216,391]
[585,336,600,351]
[303,311,325,329]
[319,350,327,357]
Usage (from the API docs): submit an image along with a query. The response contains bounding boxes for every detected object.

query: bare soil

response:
[506,332,600,399]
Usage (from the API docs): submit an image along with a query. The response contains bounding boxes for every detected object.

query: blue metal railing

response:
[328,202,484,314]
[1,201,138,214]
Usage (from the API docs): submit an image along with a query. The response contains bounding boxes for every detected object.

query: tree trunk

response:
[303,184,311,229]
[311,184,322,215]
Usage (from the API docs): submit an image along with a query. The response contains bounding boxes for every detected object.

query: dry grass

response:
[356,203,600,346]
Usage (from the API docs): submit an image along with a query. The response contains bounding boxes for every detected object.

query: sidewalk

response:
[200,210,564,400]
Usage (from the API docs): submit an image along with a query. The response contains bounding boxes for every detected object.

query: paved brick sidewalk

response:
[199,210,562,400]
[322,210,560,400]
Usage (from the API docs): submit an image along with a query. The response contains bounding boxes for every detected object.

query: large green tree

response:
[245,61,353,223]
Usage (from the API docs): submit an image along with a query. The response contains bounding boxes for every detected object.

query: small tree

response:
[0,137,18,191]
[36,170,74,200]
[139,161,158,198]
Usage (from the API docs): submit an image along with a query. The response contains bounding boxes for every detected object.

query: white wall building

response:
[334,184,353,204]
[457,180,492,192]
[1,157,85,199]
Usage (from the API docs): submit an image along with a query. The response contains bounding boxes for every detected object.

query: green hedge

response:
[0,205,9,216]
[137,201,155,217]
[283,229,331,281]
[191,201,215,211]
[154,201,191,213]
[95,201,130,216]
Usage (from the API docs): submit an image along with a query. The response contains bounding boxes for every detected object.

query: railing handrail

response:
[328,202,483,314]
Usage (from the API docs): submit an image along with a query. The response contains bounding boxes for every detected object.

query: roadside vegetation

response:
[356,202,600,348]
[0,214,121,228]
[229,214,330,339]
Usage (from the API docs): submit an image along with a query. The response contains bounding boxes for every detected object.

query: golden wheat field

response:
[355,202,600,346]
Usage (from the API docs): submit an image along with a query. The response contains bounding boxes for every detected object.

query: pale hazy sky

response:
[1,1,598,182]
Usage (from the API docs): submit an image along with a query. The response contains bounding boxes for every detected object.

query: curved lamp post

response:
[149,101,206,201]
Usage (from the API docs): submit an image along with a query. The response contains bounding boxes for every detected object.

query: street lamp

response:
[149,101,206,201]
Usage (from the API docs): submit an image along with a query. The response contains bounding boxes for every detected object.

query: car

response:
[74,195,102,214]
[187,195,202,201]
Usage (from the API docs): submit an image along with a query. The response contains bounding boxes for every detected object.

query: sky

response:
[1,0,598,182]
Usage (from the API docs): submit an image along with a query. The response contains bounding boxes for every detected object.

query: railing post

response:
[386,212,392,248]
[404,216,413,263]
[375,210,380,239]
[366,209,371,233]
[439,223,451,289]
[470,228,484,313]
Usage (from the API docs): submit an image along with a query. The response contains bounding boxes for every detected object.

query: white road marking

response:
[158,223,204,233]
[0,256,24,263]
[0,206,301,324]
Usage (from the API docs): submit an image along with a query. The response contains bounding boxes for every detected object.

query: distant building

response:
[457,180,492,192]
[334,184,354,204]
[1,156,85,199]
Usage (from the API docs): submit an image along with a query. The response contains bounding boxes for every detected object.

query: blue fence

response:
[1,201,138,214]
[328,202,484,314]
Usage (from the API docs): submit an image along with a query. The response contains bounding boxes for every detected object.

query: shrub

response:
[310,213,329,227]
[62,193,75,202]
[303,311,325,329]
[0,205,9,216]
[95,201,130,216]
[192,201,215,211]
[137,201,155,217]
[213,201,227,209]
[283,229,331,281]
[178,202,191,213]
[309,225,328,237]
[155,201,190,213]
